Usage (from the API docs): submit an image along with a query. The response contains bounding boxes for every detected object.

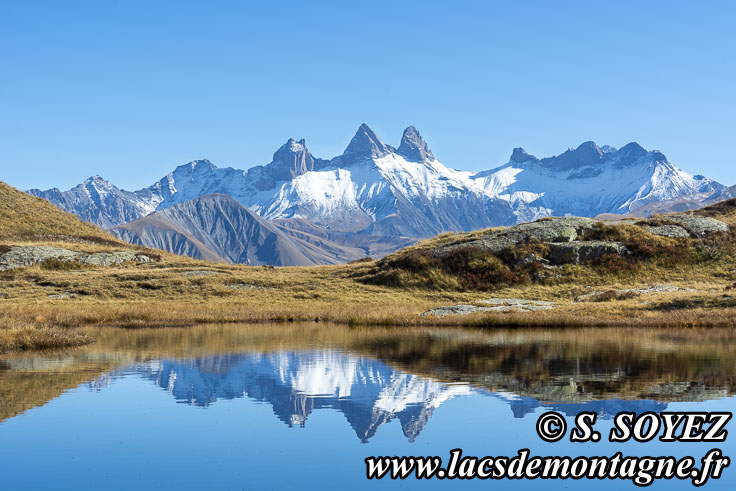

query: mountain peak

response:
[174,159,217,174]
[575,141,603,158]
[510,148,537,163]
[540,141,604,171]
[617,142,650,161]
[84,175,112,184]
[397,126,434,162]
[280,137,307,153]
[341,124,393,163]
[268,138,316,180]
[82,175,117,193]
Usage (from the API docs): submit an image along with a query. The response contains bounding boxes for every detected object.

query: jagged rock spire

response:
[397,126,434,162]
[341,123,393,163]
[510,148,537,163]
[268,138,317,180]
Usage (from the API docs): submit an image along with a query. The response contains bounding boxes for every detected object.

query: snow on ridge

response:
[29,129,722,234]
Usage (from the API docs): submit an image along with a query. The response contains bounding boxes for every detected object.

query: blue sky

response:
[1,0,734,191]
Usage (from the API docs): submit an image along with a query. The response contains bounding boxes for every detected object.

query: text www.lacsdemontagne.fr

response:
[365,448,729,486]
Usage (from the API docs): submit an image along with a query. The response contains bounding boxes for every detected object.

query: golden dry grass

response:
[1,248,735,356]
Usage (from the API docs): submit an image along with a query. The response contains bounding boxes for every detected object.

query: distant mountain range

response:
[603,183,736,218]
[28,124,729,265]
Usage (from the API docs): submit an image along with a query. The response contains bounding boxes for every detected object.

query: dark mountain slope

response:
[109,194,382,266]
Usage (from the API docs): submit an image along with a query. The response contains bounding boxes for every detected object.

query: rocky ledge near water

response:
[420,298,558,317]
[0,245,156,271]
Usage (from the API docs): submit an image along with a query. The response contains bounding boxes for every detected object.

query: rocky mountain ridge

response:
[30,125,722,235]
[27,125,727,264]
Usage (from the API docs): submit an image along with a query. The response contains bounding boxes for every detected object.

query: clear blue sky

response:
[1,0,734,191]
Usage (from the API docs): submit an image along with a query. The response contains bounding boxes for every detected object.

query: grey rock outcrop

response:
[548,241,629,265]
[478,298,558,311]
[645,225,690,239]
[0,246,153,271]
[575,285,696,302]
[419,304,495,317]
[435,217,597,257]
[420,298,558,317]
[429,209,729,269]
[664,214,729,237]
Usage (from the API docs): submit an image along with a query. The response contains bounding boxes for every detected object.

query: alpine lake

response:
[1,323,734,490]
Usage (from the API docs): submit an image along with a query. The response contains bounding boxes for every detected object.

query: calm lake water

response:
[0,324,734,490]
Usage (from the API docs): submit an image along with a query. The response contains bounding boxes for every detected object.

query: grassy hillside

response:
[0,182,117,242]
[358,201,736,291]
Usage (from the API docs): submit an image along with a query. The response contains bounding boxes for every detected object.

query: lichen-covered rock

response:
[0,246,77,270]
[479,298,558,311]
[517,253,550,265]
[420,298,558,316]
[0,246,154,271]
[548,241,629,265]
[419,304,495,317]
[79,251,141,266]
[665,214,729,237]
[434,216,597,256]
[645,225,690,239]
[575,284,696,302]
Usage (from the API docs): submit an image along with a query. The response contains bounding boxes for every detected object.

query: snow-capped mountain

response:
[29,125,724,241]
[27,175,162,229]
[474,142,723,221]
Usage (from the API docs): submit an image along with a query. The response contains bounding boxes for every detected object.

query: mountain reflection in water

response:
[2,324,735,444]
[91,351,677,442]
